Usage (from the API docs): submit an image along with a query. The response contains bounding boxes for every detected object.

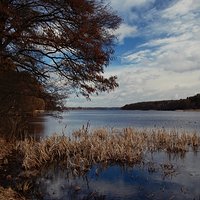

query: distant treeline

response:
[66,107,120,110]
[121,94,200,111]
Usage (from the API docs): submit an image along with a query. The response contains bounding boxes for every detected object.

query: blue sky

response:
[67,0,200,107]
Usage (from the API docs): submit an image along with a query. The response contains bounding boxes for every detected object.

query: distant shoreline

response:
[64,107,200,112]
[65,107,120,110]
[176,109,200,112]
[121,94,200,111]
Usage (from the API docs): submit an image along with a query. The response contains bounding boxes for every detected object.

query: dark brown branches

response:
[0,0,121,99]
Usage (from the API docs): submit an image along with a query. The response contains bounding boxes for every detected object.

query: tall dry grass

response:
[16,128,200,174]
[1,128,200,199]
[0,187,25,200]
[0,138,15,167]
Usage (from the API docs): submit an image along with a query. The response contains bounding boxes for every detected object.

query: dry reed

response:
[0,187,25,200]
[1,128,200,200]
[16,128,200,174]
[0,138,15,167]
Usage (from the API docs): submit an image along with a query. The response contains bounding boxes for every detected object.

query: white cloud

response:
[109,0,155,40]
[123,36,200,73]
[110,0,155,11]
[122,50,151,63]
[113,66,200,104]
[114,23,137,43]
[122,0,200,73]
[67,64,200,107]
[67,0,200,107]
[140,33,192,47]
[108,0,140,42]
[162,0,200,19]
[145,1,200,37]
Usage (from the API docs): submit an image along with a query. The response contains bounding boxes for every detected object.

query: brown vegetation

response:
[0,0,121,112]
[0,128,200,199]
[0,187,25,200]
[1,128,200,172]
[0,138,14,166]
[16,128,200,173]
[0,138,25,200]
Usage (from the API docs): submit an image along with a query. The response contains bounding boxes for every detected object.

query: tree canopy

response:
[0,0,121,103]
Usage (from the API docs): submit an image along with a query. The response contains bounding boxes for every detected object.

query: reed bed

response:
[0,187,25,200]
[0,138,15,167]
[1,128,200,199]
[16,128,200,174]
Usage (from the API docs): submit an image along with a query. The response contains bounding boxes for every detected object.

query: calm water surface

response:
[30,109,200,137]
[37,151,200,200]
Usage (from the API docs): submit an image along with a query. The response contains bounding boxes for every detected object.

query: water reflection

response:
[36,151,200,200]
[0,114,46,139]
[29,110,200,137]
[28,115,46,138]
[2,110,200,138]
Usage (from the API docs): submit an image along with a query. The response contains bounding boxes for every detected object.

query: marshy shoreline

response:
[0,127,200,200]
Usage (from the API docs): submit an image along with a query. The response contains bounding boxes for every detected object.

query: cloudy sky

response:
[67,0,200,107]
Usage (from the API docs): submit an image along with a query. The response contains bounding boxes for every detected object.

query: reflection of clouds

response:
[144,151,200,198]
[38,150,200,199]
[88,179,138,197]
[168,152,200,187]
[28,116,46,138]
[43,177,65,199]
[29,122,45,137]
[39,170,139,199]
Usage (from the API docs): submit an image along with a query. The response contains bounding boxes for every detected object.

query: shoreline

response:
[176,109,200,112]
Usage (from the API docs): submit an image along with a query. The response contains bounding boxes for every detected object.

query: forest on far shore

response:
[121,94,200,111]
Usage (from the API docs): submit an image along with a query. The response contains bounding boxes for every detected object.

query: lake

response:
[30,109,200,137]
[28,110,200,200]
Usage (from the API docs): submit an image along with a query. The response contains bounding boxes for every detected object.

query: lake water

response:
[30,109,200,137]
[37,151,200,200]
[29,109,200,200]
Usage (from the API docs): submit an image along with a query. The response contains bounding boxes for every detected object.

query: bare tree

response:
[0,0,121,101]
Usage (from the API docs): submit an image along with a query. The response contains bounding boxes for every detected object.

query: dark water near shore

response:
[30,109,200,137]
